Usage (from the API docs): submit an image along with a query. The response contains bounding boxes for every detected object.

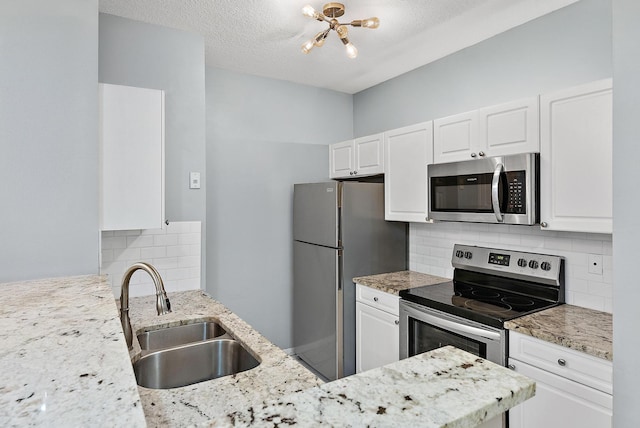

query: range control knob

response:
[464,251,473,260]
[455,250,464,258]
[528,260,539,269]
[541,262,552,271]
[517,258,527,268]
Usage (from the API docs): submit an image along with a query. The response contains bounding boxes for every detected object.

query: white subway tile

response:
[101,249,114,263]
[571,292,605,312]
[190,244,202,256]
[167,245,191,258]
[166,222,192,234]
[572,238,604,254]
[102,236,127,249]
[544,237,573,251]
[152,257,179,269]
[178,233,201,245]
[140,246,167,259]
[154,234,179,246]
[141,227,166,235]
[122,230,142,236]
[113,248,141,262]
[126,235,155,248]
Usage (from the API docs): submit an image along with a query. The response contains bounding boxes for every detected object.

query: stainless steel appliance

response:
[428,153,539,225]
[400,244,564,427]
[293,181,407,380]
[400,244,564,366]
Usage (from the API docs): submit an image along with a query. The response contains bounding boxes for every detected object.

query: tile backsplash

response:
[409,222,613,313]
[101,221,202,298]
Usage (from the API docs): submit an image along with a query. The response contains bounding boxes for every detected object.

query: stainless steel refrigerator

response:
[293,181,407,380]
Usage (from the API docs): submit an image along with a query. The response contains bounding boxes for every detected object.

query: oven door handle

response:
[405,304,502,342]
[491,163,504,223]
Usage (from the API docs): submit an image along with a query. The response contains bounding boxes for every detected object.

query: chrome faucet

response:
[119,262,172,349]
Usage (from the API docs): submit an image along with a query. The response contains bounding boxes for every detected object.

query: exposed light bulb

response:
[301,39,315,54]
[362,17,380,29]
[345,42,358,59]
[302,5,316,17]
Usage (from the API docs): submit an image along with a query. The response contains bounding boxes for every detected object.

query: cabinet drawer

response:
[509,331,612,394]
[356,284,399,315]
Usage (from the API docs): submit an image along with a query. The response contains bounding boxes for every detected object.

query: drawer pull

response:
[394,320,399,325]
[508,364,516,370]
[558,358,567,366]
[373,297,379,302]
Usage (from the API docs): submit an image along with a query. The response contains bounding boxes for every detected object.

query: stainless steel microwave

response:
[428,153,539,225]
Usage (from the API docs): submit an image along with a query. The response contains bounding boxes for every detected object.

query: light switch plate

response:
[189,172,201,189]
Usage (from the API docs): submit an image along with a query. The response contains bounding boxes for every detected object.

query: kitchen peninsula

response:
[1,275,535,427]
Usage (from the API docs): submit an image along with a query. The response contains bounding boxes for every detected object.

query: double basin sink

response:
[133,321,260,389]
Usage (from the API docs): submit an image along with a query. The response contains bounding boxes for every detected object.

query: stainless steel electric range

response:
[399,244,565,367]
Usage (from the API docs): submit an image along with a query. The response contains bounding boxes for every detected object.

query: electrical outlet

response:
[588,254,603,275]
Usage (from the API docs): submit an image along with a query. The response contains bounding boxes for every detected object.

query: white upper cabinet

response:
[539,79,613,233]
[384,121,433,222]
[479,97,540,156]
[329,133,384,178]
[433,110,478,163]
[433,97,539,163]
[99,83,165,231]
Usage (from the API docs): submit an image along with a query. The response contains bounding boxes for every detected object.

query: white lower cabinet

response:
[355,284,399,373]
[508,332,612,428]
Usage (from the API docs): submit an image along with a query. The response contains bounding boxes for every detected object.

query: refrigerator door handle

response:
[336,249,344,378]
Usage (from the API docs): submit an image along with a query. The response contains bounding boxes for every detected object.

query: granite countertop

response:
[353,270,449,295]
[207,345,535,428]
[127,290,323,427]
[1,275,536,427]
[505,304,613,361]
[0,275,146,427]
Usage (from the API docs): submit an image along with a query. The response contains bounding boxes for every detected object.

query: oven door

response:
[399,300,506,366]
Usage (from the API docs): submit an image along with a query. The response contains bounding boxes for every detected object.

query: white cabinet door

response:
[539,79,613,233]
[99,83,165,231]
[354,133,384,176]
[329,140,354,179]
[384,121,433,222]
[479,97,539,156]
[433,110,478,163]
[329,134,383,179]
[509,358,613,428]
[434,98,539,164]
[355,301,399,373]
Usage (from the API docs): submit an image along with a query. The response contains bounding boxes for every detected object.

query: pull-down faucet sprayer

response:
[119,262,172,350]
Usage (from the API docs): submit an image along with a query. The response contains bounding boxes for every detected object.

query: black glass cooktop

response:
[400,272,562,329]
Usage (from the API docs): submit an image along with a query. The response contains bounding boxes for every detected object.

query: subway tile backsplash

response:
[409,222,613,313]
[101,221,202,298]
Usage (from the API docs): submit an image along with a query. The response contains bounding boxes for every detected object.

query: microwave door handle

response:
[491,163,504,223]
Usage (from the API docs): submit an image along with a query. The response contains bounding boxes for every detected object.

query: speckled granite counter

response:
[128,290,323,427]
[505,304,612,361]
[0,275,146,427]
[205,345,535,427]
[353,270,449,295]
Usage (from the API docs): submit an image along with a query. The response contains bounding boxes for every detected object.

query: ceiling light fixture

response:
[301,3,379,59]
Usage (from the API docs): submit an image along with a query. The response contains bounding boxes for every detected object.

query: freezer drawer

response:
[293,241,341,380]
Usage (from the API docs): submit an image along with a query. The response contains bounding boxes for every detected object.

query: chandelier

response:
[301,3,380,59]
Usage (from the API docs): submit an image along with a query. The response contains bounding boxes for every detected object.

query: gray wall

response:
[206,67,352,348]
[99,13,207,286]
[353,0,612,136]
[612,0,640,424]
[0,0,99,282]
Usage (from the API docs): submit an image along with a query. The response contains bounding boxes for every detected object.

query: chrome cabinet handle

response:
[558,358,567,366]
[470,153,477,158]
[508,364,516,370]
[479,151,485,157]
[541,222,548,228]
[394,319,399,325]
[373,297,378,302]
[353,170,358,175]
[349,171,354,176]
[491,163,504,223]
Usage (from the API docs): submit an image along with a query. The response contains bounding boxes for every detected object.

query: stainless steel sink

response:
[137,321,227,351]
[133,339,260,389]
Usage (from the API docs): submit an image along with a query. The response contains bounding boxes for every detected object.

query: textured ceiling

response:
[98,0,579,94]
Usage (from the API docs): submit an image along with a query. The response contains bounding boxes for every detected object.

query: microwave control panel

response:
[505,171,526,214]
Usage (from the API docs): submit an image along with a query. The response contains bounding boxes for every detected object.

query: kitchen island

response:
[1,275,535,427]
